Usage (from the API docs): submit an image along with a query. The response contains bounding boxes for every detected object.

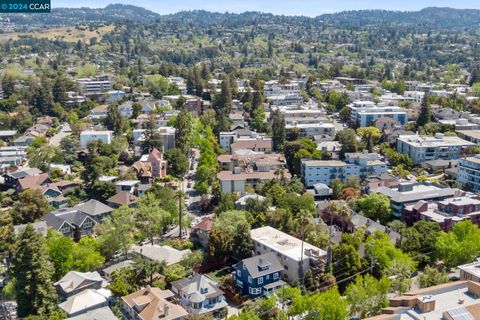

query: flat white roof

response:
[250,226,326,261]
[397,135,474,148]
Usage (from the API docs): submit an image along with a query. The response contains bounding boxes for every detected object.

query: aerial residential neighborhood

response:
[3,1,480,320]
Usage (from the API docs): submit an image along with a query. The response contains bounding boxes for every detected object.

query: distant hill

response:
[3,5,480,31]
[4,3,159,26]
[318,7,480,30]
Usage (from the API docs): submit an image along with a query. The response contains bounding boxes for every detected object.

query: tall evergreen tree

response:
[52,75,68,106]
[1,75,15,98]
[271,110,286,151]
[213,76,233,133]
[13,225,57,318]
[32,76,53,115]
[232,223,254,260]
[174,110,194,153]
[105,104,125,135]
[416,93,431,127]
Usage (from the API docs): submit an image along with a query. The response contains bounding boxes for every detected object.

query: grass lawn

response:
[208,267,231,283]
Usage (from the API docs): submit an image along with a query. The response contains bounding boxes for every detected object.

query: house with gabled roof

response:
[121,286,188,320]
[3,167,42,188]
[44,207,96,241]
[171,273,227,317]
[107,191,138,208]
[58,288,112,317]
[73,199,113,223]
[55,271,107,299]
[232,252,285,298]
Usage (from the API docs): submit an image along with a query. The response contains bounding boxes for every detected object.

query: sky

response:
[52,0,480,16]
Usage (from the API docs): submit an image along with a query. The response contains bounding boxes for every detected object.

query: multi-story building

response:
[371,182,462,219]
[458,155,480,192]
[349,100,408,127]
[250,226,326,283]
[285,123,336,139]
[301,151,387,187]
[364,281,480,320]
[396,133,475,164]
[132,127,176,151]
[232,252,284,298]
[219,131,272,154]
[80,131,113,147]
[77,76,112,96]
[171,274,227,317]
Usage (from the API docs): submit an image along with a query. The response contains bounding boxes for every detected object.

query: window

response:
[266,274,270,280]
[82,218,93,228]
[236,280,243,288]
[249,287,261,295]
[248,276,252,284]
[273,273,279,280]
[237,270,241,277]
[258,277,263,285]
[60,223,70,234]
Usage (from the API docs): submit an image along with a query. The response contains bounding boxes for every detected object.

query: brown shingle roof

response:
[107,191,137,206]
[122,287,188,320]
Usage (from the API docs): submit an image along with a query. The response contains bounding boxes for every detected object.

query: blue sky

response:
[52,0,480,16]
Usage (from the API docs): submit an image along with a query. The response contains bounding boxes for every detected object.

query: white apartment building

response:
[285,123,336,139]
[77,76,112,96]
[301,151,387,187]
[396,133,474,164]
[132,127,176,150]
[80,131,113,147]
[264,81,300,97]
[349,100,408,127]
[250,226,326,282]
[219,131,272,154]
[457,155,480,192]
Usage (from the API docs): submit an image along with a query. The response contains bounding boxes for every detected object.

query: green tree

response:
[105,104,125,135]
[96,205,137,259]
[165,148,189,178]
[232,223,254,259]
[27,144,59,172]
[365,232,416,276]
[335,128,358,158]
[333,244,362,285]
[435,220,480,267]
[71,237,105,272]
[417,93,431,127]
[271,110,286,151]
[357,127,381,152]
[345,274,391,318]
[89,181,116,201]
[418,266,449,288]
[11,189,50,224]
[45,230,75,280]
[304,288,348,320]
[136,193,173,244]
[132,258,166,286]
[52,75,68,106]
[175,110,194,153]
[13,225,57,318]
[355,194,391,224]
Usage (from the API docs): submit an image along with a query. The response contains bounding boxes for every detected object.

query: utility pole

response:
[178,180,183,239]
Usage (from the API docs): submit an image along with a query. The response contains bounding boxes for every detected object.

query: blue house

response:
[232,252,285,298]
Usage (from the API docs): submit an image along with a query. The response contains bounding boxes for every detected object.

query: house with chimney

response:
[232,252,285,298]
[121,286,188,320]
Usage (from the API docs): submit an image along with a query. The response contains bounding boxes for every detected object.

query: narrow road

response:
[49,123,72,147]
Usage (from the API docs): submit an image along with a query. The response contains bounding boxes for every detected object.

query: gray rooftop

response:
[372,182,460,204]
[236,252,284,279]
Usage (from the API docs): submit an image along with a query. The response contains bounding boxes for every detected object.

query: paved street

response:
[48,123,72,147]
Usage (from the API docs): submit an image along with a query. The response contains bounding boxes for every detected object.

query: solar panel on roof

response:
[446,306,474,320]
